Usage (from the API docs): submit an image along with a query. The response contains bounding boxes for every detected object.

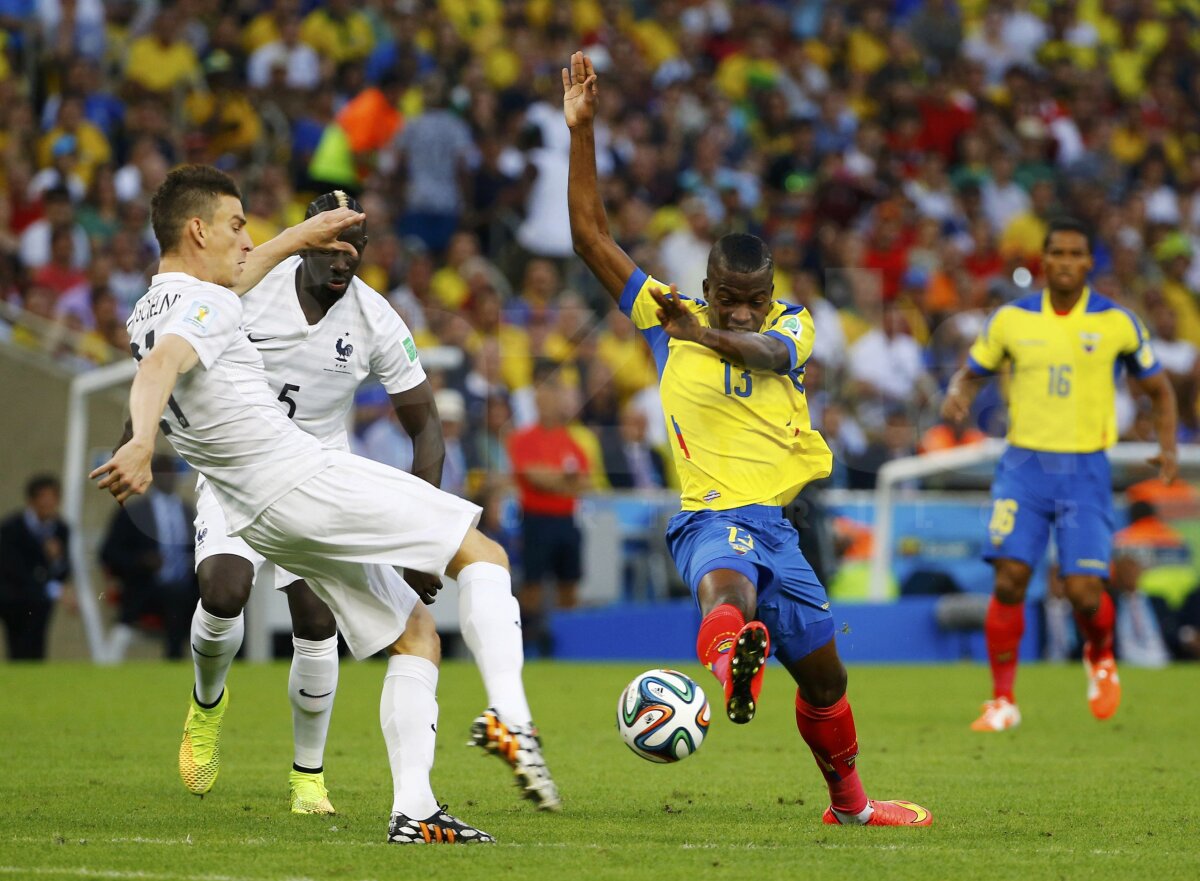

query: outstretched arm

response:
[565,51,636,302]
[231,207,367,296]
[91,334,199,502]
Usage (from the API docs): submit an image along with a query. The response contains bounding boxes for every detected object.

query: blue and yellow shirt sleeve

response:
[967,307,1008,375]
[763,304,815,374]
[1118,309,1162,379]
[618,267,705,328]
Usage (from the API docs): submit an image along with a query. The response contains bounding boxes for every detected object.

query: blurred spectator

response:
[658,196,714,299]
[393,75,476,255]
[124,9,201,95]
[601,401,666,491]
[246,14,320,91]
[848,305,934,425]
[508,371,591,627]
[300,0,374,64]
[18,186,90,271]
[100,456,198,661]
[434,387,468,498]
[0,474,71,661]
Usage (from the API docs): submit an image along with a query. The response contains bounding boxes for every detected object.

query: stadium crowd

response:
[3,0,1200,660]
[4,0,1200,493]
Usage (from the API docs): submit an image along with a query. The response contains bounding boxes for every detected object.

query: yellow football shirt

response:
[620,269,832,511]
[967,289,1161,452]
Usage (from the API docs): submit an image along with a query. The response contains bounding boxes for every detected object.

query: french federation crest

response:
[1080,331,1101,353]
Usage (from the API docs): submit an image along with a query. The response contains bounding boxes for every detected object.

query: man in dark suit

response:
[101,456,198,659]
[601,404,665,490]
[0,475,71,660]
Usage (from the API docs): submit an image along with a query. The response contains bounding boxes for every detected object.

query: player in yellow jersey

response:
[565,52,931,828]
[943,218,1178,731]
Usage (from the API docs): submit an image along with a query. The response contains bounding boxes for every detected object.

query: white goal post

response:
[62,358,138,663]
[868,441,1200,602]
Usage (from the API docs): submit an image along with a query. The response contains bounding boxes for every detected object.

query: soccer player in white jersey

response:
[185,189,558,815]
[93,165,518,844]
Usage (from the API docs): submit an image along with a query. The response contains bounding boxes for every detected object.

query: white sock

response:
[191,604,244,706]
[380,654,440,819]
[289,635,339,771]
[458,562,532,726]
[832,802,876,825]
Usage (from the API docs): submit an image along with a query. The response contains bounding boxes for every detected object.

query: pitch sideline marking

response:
[0,868,313,881]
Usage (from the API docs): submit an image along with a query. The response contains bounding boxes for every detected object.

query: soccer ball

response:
[616,669,710,763]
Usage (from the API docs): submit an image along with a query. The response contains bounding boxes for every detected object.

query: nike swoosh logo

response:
[893,801,930,824]
[430,723,437,733]
[247,335,276,343]
[192,643,220,658]
[299,688,334,699]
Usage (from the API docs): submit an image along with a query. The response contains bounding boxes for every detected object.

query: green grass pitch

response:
[2,659,1198,881]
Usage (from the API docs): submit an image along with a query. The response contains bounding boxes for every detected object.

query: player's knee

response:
[291,607,337,642]
[447,529,508,576]
[389,605,440,664]
[197,556,254,618]
[794,656,847,707]
[1063,576,1105,613]
[285,581,337,641]
[993,562,1031,605]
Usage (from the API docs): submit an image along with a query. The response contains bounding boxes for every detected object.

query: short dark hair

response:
[25,473,60,500]
[306,190,365,225]
[709,233,773,275]
[150,165,242,255]
[1043,217,1093,253]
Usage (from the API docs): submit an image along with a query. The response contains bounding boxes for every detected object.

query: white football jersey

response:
[238,256,427,451]
[126,273,330,532]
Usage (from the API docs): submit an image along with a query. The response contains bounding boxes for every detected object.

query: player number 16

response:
[1047,364,1072,397]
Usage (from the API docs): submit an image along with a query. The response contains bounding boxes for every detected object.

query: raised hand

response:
[562,50,598,129]
[649,284,704,344]
[293,207,366,257]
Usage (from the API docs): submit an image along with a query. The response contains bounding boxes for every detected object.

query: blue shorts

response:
[665,505,835,667]
[986,447,1114,577]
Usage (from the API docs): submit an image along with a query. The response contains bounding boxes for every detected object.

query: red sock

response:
[1075,591,1115,664]
[795,692,868,815]
[985,597,1024,702]
[696,604,744,689]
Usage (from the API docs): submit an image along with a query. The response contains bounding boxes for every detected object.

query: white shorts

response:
[194,478,302,590]
[235,451,482,659]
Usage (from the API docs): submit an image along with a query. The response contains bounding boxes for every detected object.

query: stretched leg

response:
[1064,575,1120,720]
[284,578,339,814]
[787,637,931,827]
[179,555,251,796]
[382,601,493,844]
[695,568,769,724]
[972,558,1030,732]
[452,530,561,811]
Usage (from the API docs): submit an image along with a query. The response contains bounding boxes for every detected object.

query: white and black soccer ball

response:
[616,669,710,763]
